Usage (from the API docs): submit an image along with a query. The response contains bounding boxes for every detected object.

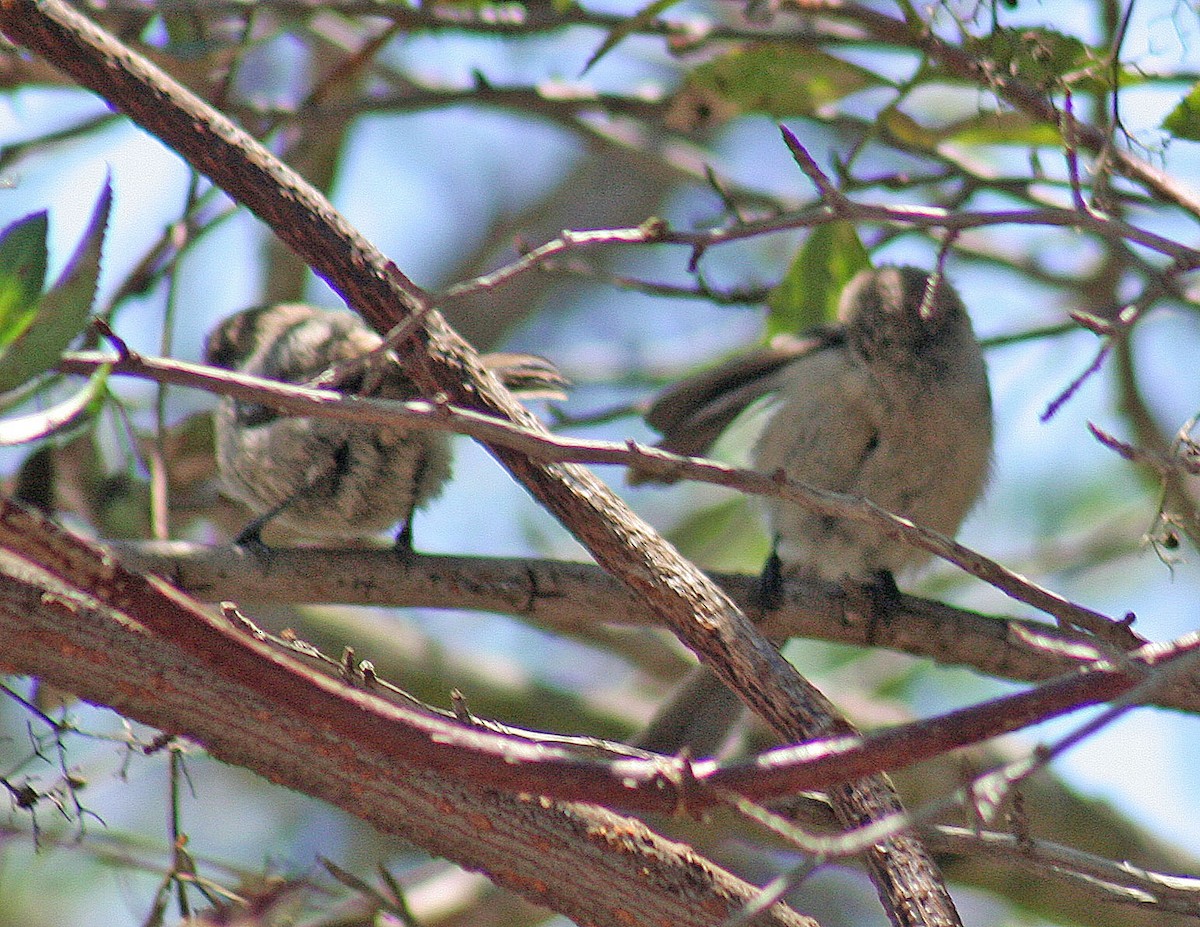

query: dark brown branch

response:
[0,509,810,927]
[0,4,958,923]
[3,495,1195,816]
[112,543,1200,717]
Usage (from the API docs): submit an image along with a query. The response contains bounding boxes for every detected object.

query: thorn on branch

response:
[704,164,749,224]
[142,732,176,756]
[778,124,846,211]
[1087,422,1138,461]
[657,747,701,817]
[1088,422,1200,477]
[1062,90,1090,214]
[93,317,132,361]
[450,688,475,723]
[1041,343,1111,422]
[221,601,267,640]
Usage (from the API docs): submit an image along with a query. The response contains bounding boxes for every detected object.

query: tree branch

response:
[0,514,811,927]
[2,495,1194,816]
[110,543,1200,717]
[0,3,959,923]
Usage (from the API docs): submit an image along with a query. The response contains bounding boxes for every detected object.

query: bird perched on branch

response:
[204,303,566,546]
[632,265,993,753]
[637,264,993,584]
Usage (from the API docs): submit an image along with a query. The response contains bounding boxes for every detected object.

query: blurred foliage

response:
[766,221,870,337]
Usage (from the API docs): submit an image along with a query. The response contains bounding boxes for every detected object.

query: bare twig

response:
[1041,342,1113,422]
[929,826,1200,915]
[1088,423,1200,477]
[778,124,847,208]
[438,200,1200,305]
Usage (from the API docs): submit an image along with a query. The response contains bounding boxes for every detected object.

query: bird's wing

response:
[645,331,840,459]
[630,330,841,484]
[483,351,570,399]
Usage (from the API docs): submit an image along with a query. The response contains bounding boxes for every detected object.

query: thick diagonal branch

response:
[0,507,812,927]
[0,4,959,923]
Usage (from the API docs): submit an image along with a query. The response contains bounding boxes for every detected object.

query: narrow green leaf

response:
[671,44,881,127]
[583,0,682,74]
[0,180,112,393]
[1164,82,1200,142]
[876,109,942,150]
[0,211,49,352]
[942,109,1062,146]
[766,223,870,338]
[0,365,108,446]
[667,496,770,574]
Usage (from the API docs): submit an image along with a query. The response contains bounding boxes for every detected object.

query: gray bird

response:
[640,264,992,581]
[205,303,566,546]
[633,265,993,752]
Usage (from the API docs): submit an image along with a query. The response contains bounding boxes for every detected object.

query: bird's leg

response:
[752,540,786,614]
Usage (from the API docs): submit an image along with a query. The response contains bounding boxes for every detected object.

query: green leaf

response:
[671,43,881,127]
[583,0,683,74]
[875,108,943,150]
[0,180,111,394]
[0,365,109,446]
[877,102,1064,153]
[1164,82,1200,142]
[667,495,770,574]
[942,109,1062,147]
[0,211,49,354]
[974,27,1097,90]
[766,223,870,338]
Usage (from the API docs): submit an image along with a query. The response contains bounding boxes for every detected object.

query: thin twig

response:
[778,124,846,208]
[60,348,1143,648]
[928,826,1200,916]
[439,200,1200,305]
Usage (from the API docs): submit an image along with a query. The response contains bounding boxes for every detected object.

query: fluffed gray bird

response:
[205,303,566,545]
[640,264,992,581]
[633,265,993,752]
